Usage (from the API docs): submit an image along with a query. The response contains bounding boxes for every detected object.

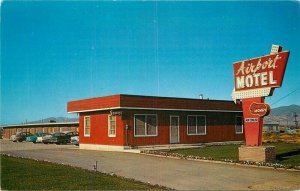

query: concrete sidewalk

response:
[1,140,300,190]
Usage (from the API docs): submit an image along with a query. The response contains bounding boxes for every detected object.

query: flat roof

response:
[68,94,242,113]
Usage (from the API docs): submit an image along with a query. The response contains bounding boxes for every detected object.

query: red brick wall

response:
[124,110,244,146]
[79,111,124,146]
[2,125,79,140]
[76,109,244,146]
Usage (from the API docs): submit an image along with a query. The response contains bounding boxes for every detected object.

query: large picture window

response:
[134,114,157,136]
[235,116,243,134]
[187,115,206,135]
[84,116,90,137]
[108,115,116,137]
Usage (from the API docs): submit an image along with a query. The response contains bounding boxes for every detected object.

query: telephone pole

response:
[293,112,298,129]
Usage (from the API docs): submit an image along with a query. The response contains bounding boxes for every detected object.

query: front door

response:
[170,116,179,144]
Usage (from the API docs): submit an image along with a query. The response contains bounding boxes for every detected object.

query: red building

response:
[67,94,244,151]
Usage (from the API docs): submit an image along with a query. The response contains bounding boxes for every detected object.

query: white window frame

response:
[187,115,206,136]
[134,114,158,137]
[235,116,244,134]
[108,115,116,137]
[84,116,90,137]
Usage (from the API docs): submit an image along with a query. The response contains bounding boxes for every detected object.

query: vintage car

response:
[26,132,48,143]
[65,132,79,143]
[10,134,16,142]
[286,128,297,134]
[15,132,32,142]
[38,133,52,143]
[43,132,69,144]
[70,135,79,145]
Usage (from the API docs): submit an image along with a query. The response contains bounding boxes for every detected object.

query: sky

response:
[1,1,300,125]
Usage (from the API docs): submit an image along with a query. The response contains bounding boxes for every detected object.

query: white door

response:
[170,116,179,144]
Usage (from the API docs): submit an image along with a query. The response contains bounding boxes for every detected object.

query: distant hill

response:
[29,117,78,124]
[265,105,299,127]
[270,104,300,117]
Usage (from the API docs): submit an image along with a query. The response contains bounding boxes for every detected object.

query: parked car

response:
[39,133,53,144]
[15,132,32,142]
[286,128,296,134]
[10,134,16,142]
[43,132,68,144]
[26,132,48,143]
[70,135,79,146]
[65,132,79,143]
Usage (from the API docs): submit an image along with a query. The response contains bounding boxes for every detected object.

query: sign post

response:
[232,45,290,162]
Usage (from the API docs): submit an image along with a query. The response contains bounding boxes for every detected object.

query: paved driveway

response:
[1,140,299,190]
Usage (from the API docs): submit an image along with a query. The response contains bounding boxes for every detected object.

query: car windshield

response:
[37,133,47,136]
[67,132,78,136]
[53,133,65,136]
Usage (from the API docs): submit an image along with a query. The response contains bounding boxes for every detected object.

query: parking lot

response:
[1,140,300,190]
[1,139,75,151]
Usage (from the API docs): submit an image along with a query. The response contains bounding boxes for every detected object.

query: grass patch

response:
[169,144,240,161]
[1,155,167,190]
[167,143,300,166]
[270,142,300,166]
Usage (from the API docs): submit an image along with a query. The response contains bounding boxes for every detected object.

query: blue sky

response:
[1,1,300,124]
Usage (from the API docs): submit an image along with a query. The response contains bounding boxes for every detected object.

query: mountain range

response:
[265,104,299,127]
[29,117,79,124]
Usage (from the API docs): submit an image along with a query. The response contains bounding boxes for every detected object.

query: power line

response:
[270,87,300,106]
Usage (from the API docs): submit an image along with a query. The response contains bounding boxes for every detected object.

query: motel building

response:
[67,94,244,151]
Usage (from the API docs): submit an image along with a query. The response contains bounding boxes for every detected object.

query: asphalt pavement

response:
[1,140,300,190]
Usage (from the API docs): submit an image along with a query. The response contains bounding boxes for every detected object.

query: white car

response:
[70,135,79,145]
[36,133,52,143]
[10,134,16,142]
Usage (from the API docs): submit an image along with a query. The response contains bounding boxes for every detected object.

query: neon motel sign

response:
[232,48,290,146]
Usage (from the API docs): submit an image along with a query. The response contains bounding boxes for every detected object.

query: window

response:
[235,116,243,134]
[84,116,90,137]
[187,115,206,135]
[134,114,157,136]
[108,115,116,137]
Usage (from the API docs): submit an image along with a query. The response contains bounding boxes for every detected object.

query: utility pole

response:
[293,112,298,129]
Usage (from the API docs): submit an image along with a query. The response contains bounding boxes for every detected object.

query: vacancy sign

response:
[233,51,290,93]
[249,102,270,117]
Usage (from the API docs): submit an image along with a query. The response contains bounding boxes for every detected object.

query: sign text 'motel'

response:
[234,51,289,92]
